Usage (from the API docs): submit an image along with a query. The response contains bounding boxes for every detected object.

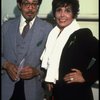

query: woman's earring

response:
[53,17,55,20]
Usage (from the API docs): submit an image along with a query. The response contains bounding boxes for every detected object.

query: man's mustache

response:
[26,11,35,14]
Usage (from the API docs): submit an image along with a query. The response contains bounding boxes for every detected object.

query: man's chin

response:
[26,17,34,21]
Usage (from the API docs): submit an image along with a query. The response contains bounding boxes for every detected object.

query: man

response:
[1,0,53,100]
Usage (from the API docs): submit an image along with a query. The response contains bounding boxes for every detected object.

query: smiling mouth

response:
[59,20,66,23]
[59,18,67,22]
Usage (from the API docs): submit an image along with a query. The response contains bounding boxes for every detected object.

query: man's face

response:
[19,0,39,21]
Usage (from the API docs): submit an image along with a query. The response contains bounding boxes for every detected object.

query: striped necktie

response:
[22,20,30,38]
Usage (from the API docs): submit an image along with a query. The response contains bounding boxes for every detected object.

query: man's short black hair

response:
[17,0,42,5]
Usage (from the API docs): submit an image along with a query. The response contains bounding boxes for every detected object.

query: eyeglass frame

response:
[21,1,39,8]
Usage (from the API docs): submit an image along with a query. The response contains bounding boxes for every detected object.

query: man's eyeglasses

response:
[22,2,39,8]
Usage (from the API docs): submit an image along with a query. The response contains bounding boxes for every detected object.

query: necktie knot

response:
[25,20,30,25]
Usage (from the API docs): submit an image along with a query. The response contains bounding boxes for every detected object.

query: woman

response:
[40,0,99,100]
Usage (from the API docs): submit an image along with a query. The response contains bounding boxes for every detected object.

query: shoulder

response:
[71,28,96,42]
[35,17,53,29]
[75,28,93,37]
[2,17,20,27]
[72,28,98,44]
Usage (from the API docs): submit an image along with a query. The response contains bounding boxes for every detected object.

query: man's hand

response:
[19,66,40,79]
[3,61,18,81]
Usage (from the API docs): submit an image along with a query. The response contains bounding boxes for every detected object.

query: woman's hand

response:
[63,68,85,83]
[47,83,54,92]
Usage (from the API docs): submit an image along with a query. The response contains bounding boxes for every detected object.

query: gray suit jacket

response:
[1,16,53,100]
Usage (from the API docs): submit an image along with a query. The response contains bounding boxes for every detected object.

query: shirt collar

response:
[20,15,36,28]
[19,15,36,34]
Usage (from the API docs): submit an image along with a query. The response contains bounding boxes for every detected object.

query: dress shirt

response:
[19,15,36,34]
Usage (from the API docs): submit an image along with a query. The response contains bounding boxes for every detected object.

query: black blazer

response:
[54,28,99,100]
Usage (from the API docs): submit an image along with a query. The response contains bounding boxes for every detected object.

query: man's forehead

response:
[22,0,38,3]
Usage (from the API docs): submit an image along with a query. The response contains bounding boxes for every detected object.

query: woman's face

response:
[55,5,74,30]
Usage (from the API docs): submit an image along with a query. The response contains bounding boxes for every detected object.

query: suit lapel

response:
[63,32,76,49]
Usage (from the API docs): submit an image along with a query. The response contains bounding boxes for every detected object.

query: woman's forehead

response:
[57,4,72,9]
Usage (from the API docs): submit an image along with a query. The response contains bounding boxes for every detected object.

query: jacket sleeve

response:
[77,28,99,85]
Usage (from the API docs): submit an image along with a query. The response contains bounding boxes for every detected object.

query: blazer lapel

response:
[64,32,77,49]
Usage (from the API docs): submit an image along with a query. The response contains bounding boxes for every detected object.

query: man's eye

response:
[23,2,29,6]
